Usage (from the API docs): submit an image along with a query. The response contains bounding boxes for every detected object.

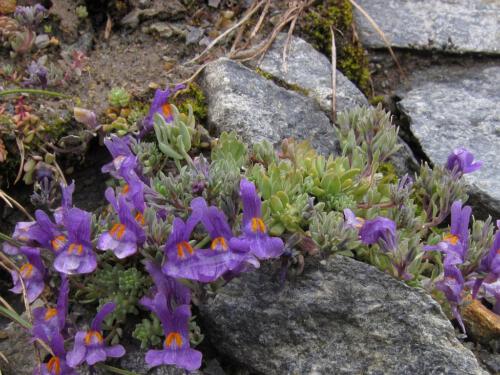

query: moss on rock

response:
[299,0,372,96]
[174,83,208,123]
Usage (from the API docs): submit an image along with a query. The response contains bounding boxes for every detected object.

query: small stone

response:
[34,33,50,49]
[143,22,173,38]
[208,0,221,8]
[186,27,204,45]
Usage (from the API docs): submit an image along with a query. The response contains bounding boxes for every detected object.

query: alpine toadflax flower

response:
[435,264,466,333]
[424,201,471,266]
[163,198,259,282]
[33,332,76,375]
[10,247,45,303]
[446,148,482,175]
[66,302,125,367]
[144,304,202,371]
[141,84,185,136]
[97,188,146,259]
[343,208,364,229]
[32,277,69,341]
[229,179,284,259]
[472,229,500,298]
[359,217,397,252]
[53,208,97,275]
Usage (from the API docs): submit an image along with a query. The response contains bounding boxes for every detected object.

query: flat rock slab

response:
[353,0,500,54]
[398,64,500,218]
[201,58,339,155]
[255,34,368,114]
[201,256,487,375]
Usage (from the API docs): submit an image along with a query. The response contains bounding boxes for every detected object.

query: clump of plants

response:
[0,86,498,374]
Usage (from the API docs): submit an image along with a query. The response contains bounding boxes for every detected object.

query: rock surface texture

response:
[256,34,368,114]
[353,0,500,54]
[201,256,487,375]
[201,58,339,155]
[398,64,500,218]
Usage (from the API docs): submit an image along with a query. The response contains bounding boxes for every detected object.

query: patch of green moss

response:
[255,68,311,96]
[300,0,372,96]
[378,162,398,184]
[174,83,208,123]
[369,95,385,106]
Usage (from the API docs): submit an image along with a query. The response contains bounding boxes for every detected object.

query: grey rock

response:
[398,64,500,218]
[121,0,186,28]
[208,0,222,8]
[34,34,50,49]
[143,22,187,39]
[201,58,339,155]
[119,346,202,375]
[200,256,487,375]
[255,34,368,115]
[390,137,419,177]
[0,322,35,375]
[353,0,500,54]
[186,27,205,45]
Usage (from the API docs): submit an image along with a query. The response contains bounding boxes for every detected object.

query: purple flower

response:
[472,229,500,298]
[74,107,98,130]
[97,188,146,259]
[229,179,284,260]
[163,198,259,282]
[424,201,471,266]
[10,247,45,303]
[14,4,47,28]
[359,217,397,251]
[446,148,482,175]
[120,168,146,212]
[27,210,68,254]
[53,208,97,275]
[33,332,76,375]
[140,84,185,137]
[481,281,500,315]
[144,305,202,372]
[142,261,191,312]
[54,182,75,225]
[161,211,203,279]
[435,264,465,333]
[101,135,136,177]
[2,221,37,255]
[32,277,69,341]
[66,302,125,367]
[343,209,364,229]
[23,60,48,89]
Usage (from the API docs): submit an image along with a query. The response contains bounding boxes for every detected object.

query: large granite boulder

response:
[398,64,500,218]
[201,58,339,155]
[353,0,500,54]
[255,34,369,115]
[200,256,487,375]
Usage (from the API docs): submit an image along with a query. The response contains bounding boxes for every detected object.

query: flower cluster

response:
[3,112,284,372]
[2,87,498,375]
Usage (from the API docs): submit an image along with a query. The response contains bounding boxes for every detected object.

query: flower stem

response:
[0,88,71,99]
[0,231,23,247]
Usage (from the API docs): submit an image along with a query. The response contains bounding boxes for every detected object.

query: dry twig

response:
[14,137,25,185]
[0,189,34,221]
[186,0,267,65]
[330,26,337,122]
[348,0,404,76]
